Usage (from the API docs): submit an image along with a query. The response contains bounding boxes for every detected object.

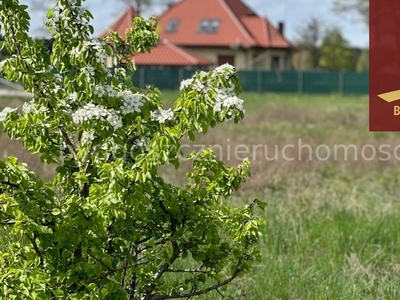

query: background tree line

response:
[292,19,368,72]
[292,0,368,72]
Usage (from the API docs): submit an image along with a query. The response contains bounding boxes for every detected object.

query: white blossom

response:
[100,137,120,152]
[93,84,118,98]
[119,92,146,114]
[84,39,103,50]
[68,92,78,102]
[214,84,245,114]
[214,63,236,74]
[151,108,174,123]
[84,39,108,62]
[133,136,151,151]
[180,78,193,91]
[22,102,36,114]
[94,85,107,97]
[106,85,118,97]
[72,40,107,62]
[81,130,95,144]
[101,65,113,78]
[216,84,236,98]
[0,59,8,71]
[39,82,47,91]
[58,1,89,27]
[215,95,245,113]
[53,85,62,93]
[193,81,204,91]
[72,103,108,124]
[59,10,71,21]
[82,66,95,77]
[0,107,18,122]
[71,46,82,57]
[198,71,208,77]
[106,111,123,130]
[22,101,47,114]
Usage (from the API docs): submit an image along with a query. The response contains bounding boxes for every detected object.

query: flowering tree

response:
[0,0,264,299]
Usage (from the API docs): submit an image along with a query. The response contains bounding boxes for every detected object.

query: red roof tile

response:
[157,0,294,49]
[223,0,258,18]
[99,5,138,39]
[158,0,256,47]
[241,16,294,48]
[132,39,213,66]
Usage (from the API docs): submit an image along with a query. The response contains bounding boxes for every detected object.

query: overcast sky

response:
[20,0,369,48]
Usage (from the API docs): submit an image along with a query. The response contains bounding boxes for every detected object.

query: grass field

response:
[2,92,400,299]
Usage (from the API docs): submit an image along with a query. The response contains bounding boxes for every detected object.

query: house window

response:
[271,56,280,70]
[198,19,220,33]
[218,55,235,66]
[166,18,179,33]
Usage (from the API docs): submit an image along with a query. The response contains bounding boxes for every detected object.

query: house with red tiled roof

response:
[101,0,295,70]
[100,5,213,67]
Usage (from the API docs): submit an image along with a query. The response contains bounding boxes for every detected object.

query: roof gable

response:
[241,16,294,48]
[157,0,294,49]
[158,0,255,47]
[99,5,138,39]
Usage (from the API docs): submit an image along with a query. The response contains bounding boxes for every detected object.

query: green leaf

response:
[54,290,64,297]
[188,131,195,141]
[52,208,61,216]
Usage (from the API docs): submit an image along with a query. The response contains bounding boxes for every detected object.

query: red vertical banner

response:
[370,0,400,131]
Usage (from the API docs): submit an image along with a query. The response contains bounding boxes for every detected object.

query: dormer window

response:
[198,19,220,33]
[166,18,179,33]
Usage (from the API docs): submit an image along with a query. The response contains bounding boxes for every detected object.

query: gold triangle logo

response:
[378,90,400,103]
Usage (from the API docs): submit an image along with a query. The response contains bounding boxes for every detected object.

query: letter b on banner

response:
[370,1,400,131]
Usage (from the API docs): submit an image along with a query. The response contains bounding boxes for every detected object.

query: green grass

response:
[160,92,400,299]
[2,92,400,299]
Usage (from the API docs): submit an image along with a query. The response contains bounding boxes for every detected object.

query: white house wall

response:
[188,47,292,70]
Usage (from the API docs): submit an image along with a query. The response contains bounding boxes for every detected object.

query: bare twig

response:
[164,269,209,274]
[148,259,243,300]
[25,234,44,268]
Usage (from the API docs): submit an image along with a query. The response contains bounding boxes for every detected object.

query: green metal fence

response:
[1,68,369,94]
[132,67,369,94]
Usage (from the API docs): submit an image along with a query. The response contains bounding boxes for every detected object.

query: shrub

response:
[0,0,264,298]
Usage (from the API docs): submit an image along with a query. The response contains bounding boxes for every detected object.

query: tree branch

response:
[58,127,78,163]
[0,219,17,226]
[149,259,243,300]
[164,268,209,274]
[142,200,181,300]
[25,234,44,268]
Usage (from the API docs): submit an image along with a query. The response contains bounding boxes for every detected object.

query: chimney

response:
[278,22,284,36]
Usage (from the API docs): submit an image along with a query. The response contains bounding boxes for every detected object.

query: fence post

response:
[257,70,262,93]
[139,67,145,89]
[178,67,184,85]
[338,71,344,94]
[298,71,303,94]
